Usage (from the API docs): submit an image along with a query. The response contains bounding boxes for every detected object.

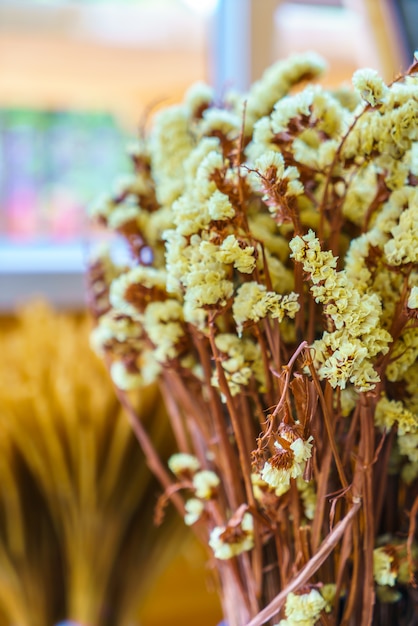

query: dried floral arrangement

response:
[87,52,418,626]
[0,302,181,626]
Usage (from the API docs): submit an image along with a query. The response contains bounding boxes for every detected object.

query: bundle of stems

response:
[0,301,182,626]
[88,53,418,626]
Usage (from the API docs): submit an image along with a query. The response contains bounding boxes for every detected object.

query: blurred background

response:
[0,0,415,624]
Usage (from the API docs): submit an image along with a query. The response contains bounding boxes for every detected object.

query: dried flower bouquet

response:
[87,53,418,626]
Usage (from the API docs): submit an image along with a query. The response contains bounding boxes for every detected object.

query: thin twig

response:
[305,353,349,491]
[245,499,361,626]
[115,389,185,517]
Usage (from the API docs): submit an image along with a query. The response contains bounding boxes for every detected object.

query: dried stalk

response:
[245,500,362,626]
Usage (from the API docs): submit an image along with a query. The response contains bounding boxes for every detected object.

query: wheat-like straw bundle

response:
[0,301,182,626]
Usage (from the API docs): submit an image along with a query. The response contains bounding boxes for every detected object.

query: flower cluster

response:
[209,512,255,560]
[274,588,329,626]
[261,430,313,493]
[88,53,418,626]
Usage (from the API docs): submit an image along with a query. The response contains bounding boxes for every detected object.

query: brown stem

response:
[160,375,191,453]
[238,396,264,599]
[339,516,361,626]
[373,429,395,535]
[208,319,254,507]
[407,494,418,583]
[311,439,333,554]
[359,395,376,626]
[115,388,185,517]
[342,401,361,466]
[294,262,305,340]
[245,500,362,626]
[193,330,243,509]
[306,356,349,492]
[254,324,276,409]
[262,316,282,373]
[271,341,309,419]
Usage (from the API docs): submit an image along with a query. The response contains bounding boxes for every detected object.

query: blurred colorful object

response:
[0,109,128,242]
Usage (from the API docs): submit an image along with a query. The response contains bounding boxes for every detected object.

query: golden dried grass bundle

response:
[0,300,182,626]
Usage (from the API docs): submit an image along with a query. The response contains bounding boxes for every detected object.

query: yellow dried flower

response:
[373,547,397,586]
[408,286,418,309]
[278,589,327,625]
[168,453,201,478]
[184,498,204,526]
[193,470,220,499]
[352,68,388,106]
[209,512,254,560]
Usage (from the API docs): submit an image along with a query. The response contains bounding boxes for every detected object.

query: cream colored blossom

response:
[233,281,299,335]
[217,235,256,273]
[143,300,185,364]
[291,231,390,390]
[252,150,285,180]
[211,333,266,397]
[398,432,418,464]
[352,68,388,106]
[195,150,224,195]
[183,137,221,191]
[375,394,417,435]
[200,108,241,137]
[172,194,211,236]
[149,105,194,206]
[184,80,213,115]
[209,512,254,560]
[110,360,143,390]
[244,52,326,131]
[167,232,235,326]
[386,329,418,382]
[184,498,204,526]
[313,333,381,391]
[296,476,317,520]
[373,547,397,586]
[289,230,337,281]
[251,472,290,500]
[320,584,336,613]
[110,354,161,389]
[193,470,220,499]
[278,589,327,625]
[342,165,378,226]
[271,89,314,134]
[168,453,201,477]
[107,201,141,231]
[90,311,142,356]
[408,286,418,309]
[384,202,418,265]
[110,266,167,319]
[401,462,418,485]
[261,436,313,490]
[207,190,235,221]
